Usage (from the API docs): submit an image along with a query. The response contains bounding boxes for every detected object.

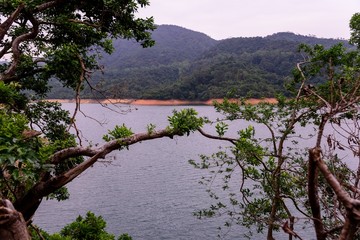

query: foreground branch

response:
[14,128,183,221]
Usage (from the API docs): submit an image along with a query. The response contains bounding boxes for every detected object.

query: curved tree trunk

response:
[0,199,30,240]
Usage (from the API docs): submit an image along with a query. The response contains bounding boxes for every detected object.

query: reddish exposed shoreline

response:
[46,98,277,105]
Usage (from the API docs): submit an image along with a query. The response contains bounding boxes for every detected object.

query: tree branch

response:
[311,147,360,209]
[33,0,65,13]
[310,147,360,239]
[14,127,183,221]
[3,13,40,80]
[0,3,25,42]
[308,147,326,240]
[197,128,236,144]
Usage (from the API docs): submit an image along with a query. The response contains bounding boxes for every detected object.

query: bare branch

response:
[295,61,309,100]
[197,128,236,144]
[0,3,25,42]
[3,13,39,80]
[67,55,87,143]
[33,0,65,13]
[311,147,360,209]
[282,220,303,240]
[280,195,313,220]
[311,146,360,240]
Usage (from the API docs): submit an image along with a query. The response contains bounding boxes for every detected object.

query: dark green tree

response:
[0,1,204,238]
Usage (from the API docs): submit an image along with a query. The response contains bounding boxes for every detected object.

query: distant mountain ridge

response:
[48,25,351,100]
[102,25,217,69]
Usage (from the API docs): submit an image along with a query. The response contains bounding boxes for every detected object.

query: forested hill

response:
[48,25,350,100]
[103,25,217,69]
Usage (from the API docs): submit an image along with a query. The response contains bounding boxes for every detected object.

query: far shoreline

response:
[45,98,278,106]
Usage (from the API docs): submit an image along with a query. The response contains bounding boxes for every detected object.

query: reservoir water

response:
[33,103,317,239]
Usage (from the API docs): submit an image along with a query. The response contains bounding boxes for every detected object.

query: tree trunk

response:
[339,217,356,240]
[308,147,326,240]
[0,199,30,240]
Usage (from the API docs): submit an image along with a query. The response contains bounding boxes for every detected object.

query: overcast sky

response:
[137,0,360,40]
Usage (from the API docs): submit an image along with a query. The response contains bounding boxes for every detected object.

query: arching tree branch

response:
[14,127,186,221]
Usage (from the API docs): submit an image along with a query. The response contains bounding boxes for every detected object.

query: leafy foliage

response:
[0,106,81,202]
[0,0,155,99]
[25,101,72,141]
[0,0,158,226]
[167,108,204,135]
[0,82,28,110]
[60,212,115,240]
[31,212,132,240]
[0,110,40,201]
[146,123,156,134]
[103,124,134,142]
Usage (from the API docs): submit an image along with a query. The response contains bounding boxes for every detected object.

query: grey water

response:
[33,103,317,239]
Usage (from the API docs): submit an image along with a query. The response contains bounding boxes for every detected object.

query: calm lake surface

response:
[34,103,316,239]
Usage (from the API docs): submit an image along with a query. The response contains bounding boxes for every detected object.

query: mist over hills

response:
[48,25,350,100]
[104,25,217,69]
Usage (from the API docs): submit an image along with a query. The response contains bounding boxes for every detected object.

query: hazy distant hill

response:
[102,25,217,69]
[48,25,350,100]
[266,32,347,47]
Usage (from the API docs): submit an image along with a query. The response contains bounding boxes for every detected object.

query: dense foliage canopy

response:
[0,1,204,239]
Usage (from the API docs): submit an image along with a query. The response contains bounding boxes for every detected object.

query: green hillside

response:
[47,25,350,100]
